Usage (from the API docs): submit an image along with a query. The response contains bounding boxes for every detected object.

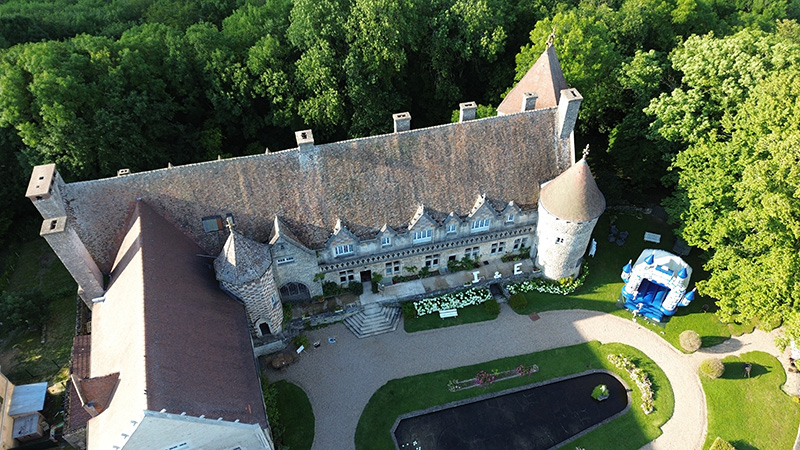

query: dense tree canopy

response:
[650,22,800,338]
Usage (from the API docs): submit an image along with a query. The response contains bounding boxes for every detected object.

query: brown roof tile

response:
[498,44,568,114]
[214,230,272,284]
[78,373,119,414]
[540,159,605,222]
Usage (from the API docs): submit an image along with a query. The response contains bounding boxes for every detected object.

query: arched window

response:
[280,282,310,302]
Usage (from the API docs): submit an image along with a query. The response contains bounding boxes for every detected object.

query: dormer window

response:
[334,244,354,256]
[276,256,295,265]
[446,224,457,234]
[506,214,515,223]
[381,236,391,247]
[413,229,432,243]
[202,216,224,233]
[471,218,491,233]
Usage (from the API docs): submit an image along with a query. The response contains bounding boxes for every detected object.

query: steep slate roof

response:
[93,202,267,430]
[539,158,605,222]
[215,229,272,284]
[64,106,571,272]
[498,44,568,115]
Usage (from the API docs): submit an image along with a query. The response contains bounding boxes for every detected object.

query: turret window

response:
[471,218,490,232]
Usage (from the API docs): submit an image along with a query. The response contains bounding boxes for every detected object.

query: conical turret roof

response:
[214,230,272,284]
[498,44,569,115]
[539,159,605,222]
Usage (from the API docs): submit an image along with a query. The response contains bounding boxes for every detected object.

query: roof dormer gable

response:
[468,193,498,219]
[407,204,436,231]
[378,223,397,237]
[443,212,461,225]
[327,218,358,246]
[501,201,522,216]
[270,216,314,255]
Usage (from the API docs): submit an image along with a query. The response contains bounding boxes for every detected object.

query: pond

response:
[393,372,627,450]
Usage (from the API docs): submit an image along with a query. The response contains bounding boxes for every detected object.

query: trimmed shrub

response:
[401,301,417,319]
[699,358,725,379]
[293,334,310,349]
[508,293,527,310]
[679,330,702,353]
[709,436,736,450]
[348,281,364,295]
[484,298,500,316]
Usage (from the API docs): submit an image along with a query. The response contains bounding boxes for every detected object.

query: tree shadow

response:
[730,440,758,450]
[720,362,766,380]
[701,335,728,347]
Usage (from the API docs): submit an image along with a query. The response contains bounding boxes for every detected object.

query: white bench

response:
[439,309,458,319]
[644,232,662,243]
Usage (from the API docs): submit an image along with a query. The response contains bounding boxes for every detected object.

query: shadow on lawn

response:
[730,440,758,450]
[720,362,767,380]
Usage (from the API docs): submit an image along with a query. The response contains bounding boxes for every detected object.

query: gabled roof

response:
[498,44,568,115]
[89,201,267,448]
[215,229,272,285]
[539,159,605,222]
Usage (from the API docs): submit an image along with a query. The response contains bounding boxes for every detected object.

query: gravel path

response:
[271,306,791,450]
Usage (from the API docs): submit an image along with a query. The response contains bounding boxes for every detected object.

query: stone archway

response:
[280,282,311,302]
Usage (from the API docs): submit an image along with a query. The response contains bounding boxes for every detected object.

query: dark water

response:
[394,372,627,450]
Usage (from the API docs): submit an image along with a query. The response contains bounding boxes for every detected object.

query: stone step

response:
[344,305,401,339]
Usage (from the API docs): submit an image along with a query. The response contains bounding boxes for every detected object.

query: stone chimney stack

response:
[295,129,316,170]
[557,88,583,139]
[459,102,477,122]
[393,112,411,132]
[40,216,104,307]
[522,92,538,112]
[25,164,66,220]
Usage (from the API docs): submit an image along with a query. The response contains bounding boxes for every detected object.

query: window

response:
[381,236,391,247]
[471,218,491,232]
[385,261,401,276]
[413,229,432,243]
[276,256,295,265]
[491,243,498,254]
[425,254,440,267]
[513,238,521,250]
[492,242,506,254]
[464,247,480,258]
[448,255,458,262]
[339,270,355,283]
[201,216,223,233]
[334,244,354,256]
[446,223,457,234]
[506,214,515,223]
[555,237,564,244]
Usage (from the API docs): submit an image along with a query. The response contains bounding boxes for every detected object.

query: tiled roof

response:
[67,335,92,431]
[64,107,570,272]
[498,44,568,114]
[78,373,119,414]
[539,159,605,222]
[215,229,272,284]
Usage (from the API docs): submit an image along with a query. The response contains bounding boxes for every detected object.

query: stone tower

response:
[214,228,283,336]
[535,158,605,280]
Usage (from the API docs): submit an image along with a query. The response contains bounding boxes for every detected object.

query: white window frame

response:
[276,256,295,265]
[339,269,355,283]
[385,261,401,276]
[334,244,354,256]
[471,218,491,232]
[490,243,498,254]
[498,242,506,253]
[413,229,432,243]
[506,214,515,223]
[425,254,440,267]
[381,236,391,247]
[446,223,457,234]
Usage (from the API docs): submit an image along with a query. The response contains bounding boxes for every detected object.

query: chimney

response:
[459,102,477,122]
[25,164,67,220]
[295,129,314,152]
[557,88,583,139]
[522,92,538,112]
[40,217,104,308]
[393,112,411,132]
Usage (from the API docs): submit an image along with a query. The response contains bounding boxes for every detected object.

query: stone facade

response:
[536,211,597,280]
[221,268,282,336]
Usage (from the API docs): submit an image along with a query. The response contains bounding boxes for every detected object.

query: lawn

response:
[509,211,737,352]
[355,341,673,450]
[403,300,499,333]
[0,239,77,424]
[273,380,315,450]
[701,351,800,450]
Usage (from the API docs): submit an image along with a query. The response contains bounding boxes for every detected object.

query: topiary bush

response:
[679,330,702,353]
[484,298,500,316]
[508,293,528,310]
[401,301,417,319]
[709,436,736,450]
[699,358,725,379]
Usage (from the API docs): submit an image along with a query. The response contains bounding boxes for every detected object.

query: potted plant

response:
[592,384,609,401]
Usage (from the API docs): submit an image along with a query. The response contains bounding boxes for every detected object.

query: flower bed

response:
[447,364,539,392]
[413,287,492,316]
[607,354,654,414]
[506,262,589,296]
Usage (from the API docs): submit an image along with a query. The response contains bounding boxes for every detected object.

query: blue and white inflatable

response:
[620,249,696,322]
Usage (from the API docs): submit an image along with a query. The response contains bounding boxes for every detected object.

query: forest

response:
[1,0,799,336]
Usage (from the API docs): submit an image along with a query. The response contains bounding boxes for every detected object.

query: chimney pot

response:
[459,102,477,122]
[393,112,411,132]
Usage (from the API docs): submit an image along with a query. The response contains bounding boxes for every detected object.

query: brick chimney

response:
[459,102,477,122]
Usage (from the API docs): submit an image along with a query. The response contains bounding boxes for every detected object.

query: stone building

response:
[24,43,604,448]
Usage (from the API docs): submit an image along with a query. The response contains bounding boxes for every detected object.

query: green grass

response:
[403,301,499,333]
[701,352,800,450]
[510,212,734,352]
[355,341,673,450]
[274,380,315,450]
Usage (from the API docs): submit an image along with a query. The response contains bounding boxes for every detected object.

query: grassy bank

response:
[355,341,673,450]
[403,300,499,333]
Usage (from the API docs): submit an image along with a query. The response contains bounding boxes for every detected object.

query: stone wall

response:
[222,267,283,335]
[535,203,596,280]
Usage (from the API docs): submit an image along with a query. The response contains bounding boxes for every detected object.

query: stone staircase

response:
[344,303,401,338]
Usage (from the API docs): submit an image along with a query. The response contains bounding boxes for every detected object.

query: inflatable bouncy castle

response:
[620,249,696,322]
